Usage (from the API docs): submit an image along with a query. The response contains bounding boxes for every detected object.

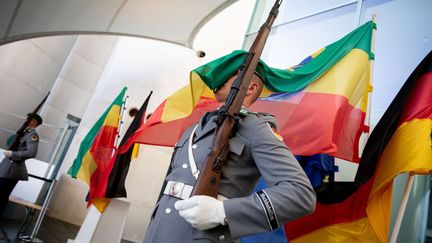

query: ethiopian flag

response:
[285,50,432,243]
[120,21,375,163]
[68,87,126,212]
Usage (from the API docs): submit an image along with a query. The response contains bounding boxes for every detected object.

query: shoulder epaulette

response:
[238,108,274,118]
[247,111,274,117]
[252,111,274,117]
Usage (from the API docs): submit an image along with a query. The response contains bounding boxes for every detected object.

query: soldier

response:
[143,53,316,242]
[0,114,42,218]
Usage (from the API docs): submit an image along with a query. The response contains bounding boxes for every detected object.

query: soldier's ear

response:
[247,83,258,95]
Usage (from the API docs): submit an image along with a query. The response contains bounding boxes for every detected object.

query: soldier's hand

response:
[3,150,12,158]
[174,195,226,230]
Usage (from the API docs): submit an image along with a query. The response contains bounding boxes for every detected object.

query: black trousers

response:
[0,178,18,218]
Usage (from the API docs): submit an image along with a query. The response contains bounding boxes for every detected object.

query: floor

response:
[0,216,133,243]
[0,216,79,243]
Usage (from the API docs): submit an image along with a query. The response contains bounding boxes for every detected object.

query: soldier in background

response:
[0,114,42,218]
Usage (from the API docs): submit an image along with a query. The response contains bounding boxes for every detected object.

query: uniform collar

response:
[194,106,249,143]
[25,128,35,133]
[239,106,249,117]
[195,111,218,143]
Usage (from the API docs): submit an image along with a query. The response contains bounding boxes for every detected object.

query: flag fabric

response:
[120,21,376,163]
[284,50,432,242]
[104,91,153,198]
[295,154,337,188]
[68,87,127,212]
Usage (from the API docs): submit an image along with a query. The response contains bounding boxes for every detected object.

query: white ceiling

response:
[0,0,239,49]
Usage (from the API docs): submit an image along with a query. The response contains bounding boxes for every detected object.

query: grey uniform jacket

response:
[0,128,39,180]
[143,110,316,243]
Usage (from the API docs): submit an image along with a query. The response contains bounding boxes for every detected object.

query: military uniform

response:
[0,128,39,216]
[143,109,315,242]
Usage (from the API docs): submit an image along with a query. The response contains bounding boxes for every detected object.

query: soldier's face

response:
[214,74,237,103]
[28,118,39,128]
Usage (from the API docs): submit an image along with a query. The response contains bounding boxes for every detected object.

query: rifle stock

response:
[8,91,50,151]
[192,0,283,197]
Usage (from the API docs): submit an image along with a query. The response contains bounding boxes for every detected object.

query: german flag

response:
[119,21,375,163]
[68,87,126,212]
[104,91,153,198]
[285,51,432,242]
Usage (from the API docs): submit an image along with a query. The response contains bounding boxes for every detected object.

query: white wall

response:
[46,35,120,225]
[0,35,77,161]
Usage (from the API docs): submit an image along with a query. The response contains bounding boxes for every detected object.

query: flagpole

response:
[114,92,129,150]
[368,15,376,128]
[389,174,414,243]
[359,15,376,154]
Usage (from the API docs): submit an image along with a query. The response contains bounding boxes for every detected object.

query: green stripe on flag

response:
[193,21,375,93]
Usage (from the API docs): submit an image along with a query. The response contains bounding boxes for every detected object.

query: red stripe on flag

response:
[88,125,118,201]
[251,92,367,162]
[90,125,118,171]
[400,72,432,123]
[120,98,221,150]
[285,180,373,240]
[122,92,366,163]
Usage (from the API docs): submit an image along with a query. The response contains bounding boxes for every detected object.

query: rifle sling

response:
[188,124,200,180]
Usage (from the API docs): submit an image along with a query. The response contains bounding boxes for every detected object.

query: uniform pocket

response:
[170,137,189,169]
[228,137,245,156]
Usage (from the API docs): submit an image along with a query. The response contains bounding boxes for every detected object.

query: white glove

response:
[3,150,12,158]
[174,195,226,230]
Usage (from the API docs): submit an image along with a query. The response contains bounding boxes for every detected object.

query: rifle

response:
[191,0,283,197]
[8,91,50,150]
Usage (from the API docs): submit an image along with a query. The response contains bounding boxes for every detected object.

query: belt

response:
[164,181,193,200]
[163,180,229,201]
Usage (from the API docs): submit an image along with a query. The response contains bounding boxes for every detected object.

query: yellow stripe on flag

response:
[292,217,380,243]
[92,197,110,213]
[191,72,214,100]
[76,151,98,184]
[367,118,432,241]
[307,49,371,111]
[103,105,121,127]
[162,72,208,123]
[132,144,140,159]
[372,119,432,188]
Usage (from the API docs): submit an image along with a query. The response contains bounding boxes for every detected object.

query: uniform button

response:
[192,144,197,149]
[218,234,225,241]
[165,208,171,214]
[182,163,188,169]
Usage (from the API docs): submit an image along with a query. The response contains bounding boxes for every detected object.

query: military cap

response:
[28,113,43,125]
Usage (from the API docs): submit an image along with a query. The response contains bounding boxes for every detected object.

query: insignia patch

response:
[31,135,39,141]
[267,123,283,141]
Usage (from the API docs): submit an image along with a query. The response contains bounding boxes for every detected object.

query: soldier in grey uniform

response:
[143,68,316,243]
[0,114,42,218]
